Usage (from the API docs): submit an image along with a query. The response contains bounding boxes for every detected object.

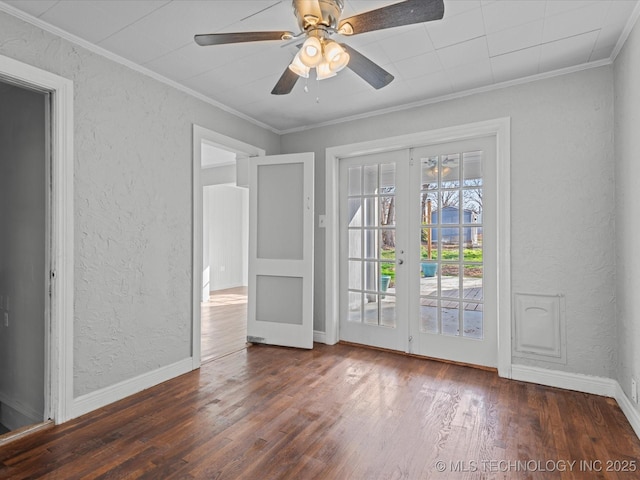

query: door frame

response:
[325,118,512,378]
[0,55,74,423]
[191,125,264,369]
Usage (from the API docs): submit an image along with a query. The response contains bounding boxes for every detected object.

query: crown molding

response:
[611,0,640,61]
[0,1,280,135]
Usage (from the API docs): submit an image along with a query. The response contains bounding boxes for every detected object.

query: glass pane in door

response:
[418,150,484,339]
[347,162,397,328]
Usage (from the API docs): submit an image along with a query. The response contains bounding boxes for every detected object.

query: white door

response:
[409,137,497,367]
[247,152,314,349]
[339,149,410,351]
[339,136,497,367]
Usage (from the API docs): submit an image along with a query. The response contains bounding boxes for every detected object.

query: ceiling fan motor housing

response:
[293,0,344,31]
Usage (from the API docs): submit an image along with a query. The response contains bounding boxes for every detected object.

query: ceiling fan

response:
[194,0,445,95]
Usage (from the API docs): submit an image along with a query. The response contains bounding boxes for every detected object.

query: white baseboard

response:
[511,364,618,397]
[313,330,327,344]
[512,364,640,441]
[70,357,193,420]
[0,392,42,430]
[616,383,640,440]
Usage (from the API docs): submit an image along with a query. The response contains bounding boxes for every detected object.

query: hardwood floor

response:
[201,287,248,364]
[1,343,639,479]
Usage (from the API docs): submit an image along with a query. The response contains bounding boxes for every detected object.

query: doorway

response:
[326,119,511,375]
[191,126,265,368]
[0,80,48,433]
[0,54,74,427]
[201,183,249,363]
[338,136,497,367]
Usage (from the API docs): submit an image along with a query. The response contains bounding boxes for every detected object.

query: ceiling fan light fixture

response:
[303,14,320,26]
[299,36,323,67]
[324,41,349,73]
[337,22,353,35]
[316,61,337,80]
[288,53,311,78]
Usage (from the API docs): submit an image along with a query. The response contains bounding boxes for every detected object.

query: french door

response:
[339,149,410,351]
[339,136,497,367]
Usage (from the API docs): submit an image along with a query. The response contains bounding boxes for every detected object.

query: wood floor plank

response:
[200,287,248,364]
[2,343,640,479]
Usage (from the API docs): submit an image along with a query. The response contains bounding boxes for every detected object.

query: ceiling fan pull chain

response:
[316,77,321,103]
[304,77,309,93]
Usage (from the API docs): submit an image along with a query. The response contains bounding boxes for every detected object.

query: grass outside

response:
[380,246,483,283]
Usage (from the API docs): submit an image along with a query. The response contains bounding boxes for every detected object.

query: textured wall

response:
[0,11,280,397]
[614,18,640,412]
[282,66,616,378]
[0,82,46,427]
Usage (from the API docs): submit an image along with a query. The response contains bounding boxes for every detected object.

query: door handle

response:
[398,259,404,265]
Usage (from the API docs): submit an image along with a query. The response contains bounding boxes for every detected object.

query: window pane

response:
[364,261,378,290]
[380,163,396,190]
[380,229,395,260]
[380,294,396,328]
[348,166,362,195]
[420,297,438,333]
[363,164,378,194]
[463,245,482,264]
[380,261,395,290]
[441,153,460,188]
[463,303,483,339]
[463,189,482,221]
[439,196,459,224]
[379,196,396,227]
[363,198,377,227]
[348,292,362,322]
[442,304,460,337]
[363,295,379,325]
[463,150,483,186]
[347,198,362,227]
[348,260,361,289]
[441,235,460,262]
[441,264,460,298]
[420,191,438,225]
[363,230,378,259]
[463,268,483,301]
[421,156,439,187]
[348,229,361,259]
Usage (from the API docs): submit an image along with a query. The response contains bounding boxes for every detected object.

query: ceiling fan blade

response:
[341,44,394,90]
[271,66,300,95]
[338,0,445,36]
[195,31,294,46]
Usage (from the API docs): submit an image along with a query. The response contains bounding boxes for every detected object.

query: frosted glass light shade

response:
[316,61,336,80]
[299,37,323,67]
[324,41,349,73]
[288,53,310,78]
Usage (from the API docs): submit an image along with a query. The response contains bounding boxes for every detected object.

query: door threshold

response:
[0,420,55,447]
[338,340,498,373]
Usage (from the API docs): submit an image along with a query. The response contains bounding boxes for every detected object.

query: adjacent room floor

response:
[2,343,639,479]
[201,286,248,364]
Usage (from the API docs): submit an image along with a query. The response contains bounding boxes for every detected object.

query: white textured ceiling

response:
[2,0,638,132]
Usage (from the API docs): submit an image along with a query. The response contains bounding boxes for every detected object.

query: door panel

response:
[339,150,408,351]
[247,153,314,349]
[410,137,496,367]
